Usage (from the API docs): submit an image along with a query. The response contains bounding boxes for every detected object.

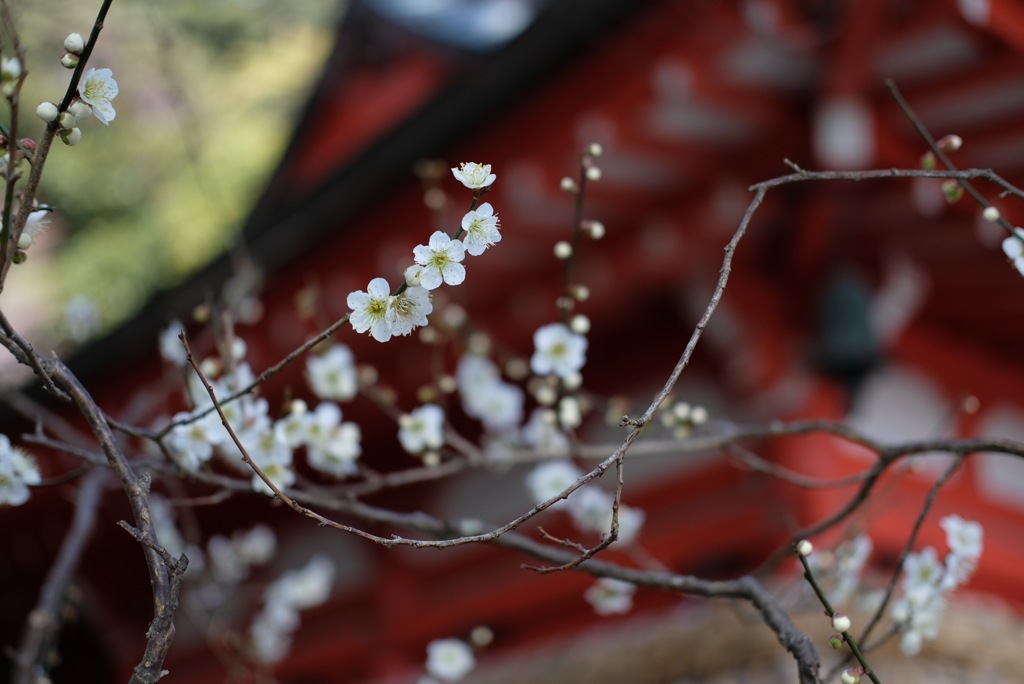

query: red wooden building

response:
[5,1,1024,682]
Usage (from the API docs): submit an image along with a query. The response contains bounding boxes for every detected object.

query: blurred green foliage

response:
[4,0,342,345]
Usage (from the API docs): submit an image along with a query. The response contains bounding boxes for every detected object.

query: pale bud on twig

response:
[584,165,602,181]
[796,539,813,557]
[831,614,851,633]
[587,142,603,157]
[61,127,82,146]
[584,220,605,239]
[554,241,573,259]
[60,53,79,70]
[982,206,1001,222]
[57,112,76,131]
[560,176,577,193]
[937,134,963,153]
[35,102,59,123]
[64,33,85,55]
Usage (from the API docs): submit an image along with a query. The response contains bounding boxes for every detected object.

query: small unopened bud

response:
[57,112,76,131]
[560,176,577,193]
[690,405,708,425]
[571,284,590,301]
[438,374,457,393]
[1,57,21,81]
[587,142,603,157]
[404,264,423,287]
[64,33,85,55]
[61,127,82,146]
[584,220,605,239]
[796,539,813,557]
[841,669,861,684]
[585,165,602,181]
[60,53,79,70]
[570,314,590,334]
[17,137,36,155]
[289,399,308,415]
[12,250,26,264]
[919,151,936,170]
[937,134,963,153]
[553,241,573,259]
[68,100,92,121]
[17,232,33,249]
[829,634,845,650]
[422,451,441,468]
[556,295,574,313]
[983,206,1000,222]
[831,614,851,633]
[533,383,557,406]
[558,396,582,428]
[35,102,59,123]
[469,625,494,648]
[941,179,963,203]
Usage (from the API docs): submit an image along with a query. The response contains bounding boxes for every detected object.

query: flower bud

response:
[553,241,573,259]
[982,206,1000,222]
[64,33,85,55]
[919,151,936,170]
[585,165,602,181]
[941,179,963,203]
[831,614,851,633]
[841,669,861,684]
[17,232,33,249]
[58,111,76,131]
[796,539,814,557]
[587,142,603,157]
[570,314,590,334]
[584,220,605,239]
[18,137,36,155]
[1,57,21,81]
[560,176,577,193]
[829,634,845,650]
[12,250,26,264]
[61,127,82,146]
[60,53,79,69]
[937,134,963,153]
[35,102,59,123]
[68,100,92,121]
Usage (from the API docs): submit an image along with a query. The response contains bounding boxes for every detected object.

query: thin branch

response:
[11,468,108,684]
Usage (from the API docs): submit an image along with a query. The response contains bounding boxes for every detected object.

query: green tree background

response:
[4,0,340,348]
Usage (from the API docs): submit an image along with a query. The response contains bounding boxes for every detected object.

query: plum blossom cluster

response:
[36,59,118,147]
[421,637,476,683]
[806,533,873,608]
[162,335,362,493]
[891,514,983,656]
[525,460,645,546]
[584,577,636,616]
[250,555,335,663]
[0,434,40,506]
[659,399,709,439]
[348,164,501,342]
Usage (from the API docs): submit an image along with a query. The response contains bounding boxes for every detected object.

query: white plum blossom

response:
[521,408,571,456]
[451,162,495,190]
[568,487,645,546]
[304,402,362,477]
[891,516,983,656]
[530,323,587,379]
[940,514,983,586]
[460,203,501,256]
[425,638,476,682]
[399,404,446,454]
[77,67,118,125]
[0,436,40,506]
[413,231,466,290]
[455,355,524,432]
[158,320,187,366]
[167,410,227,472]
[348,277,393,342]
[584,578,636,616]
[387,286,433,336]
[17,209,51,250]
[250,556,334,664]
[1002,228,1024,276]
[306,344,358,401]
[525,459,583,508]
